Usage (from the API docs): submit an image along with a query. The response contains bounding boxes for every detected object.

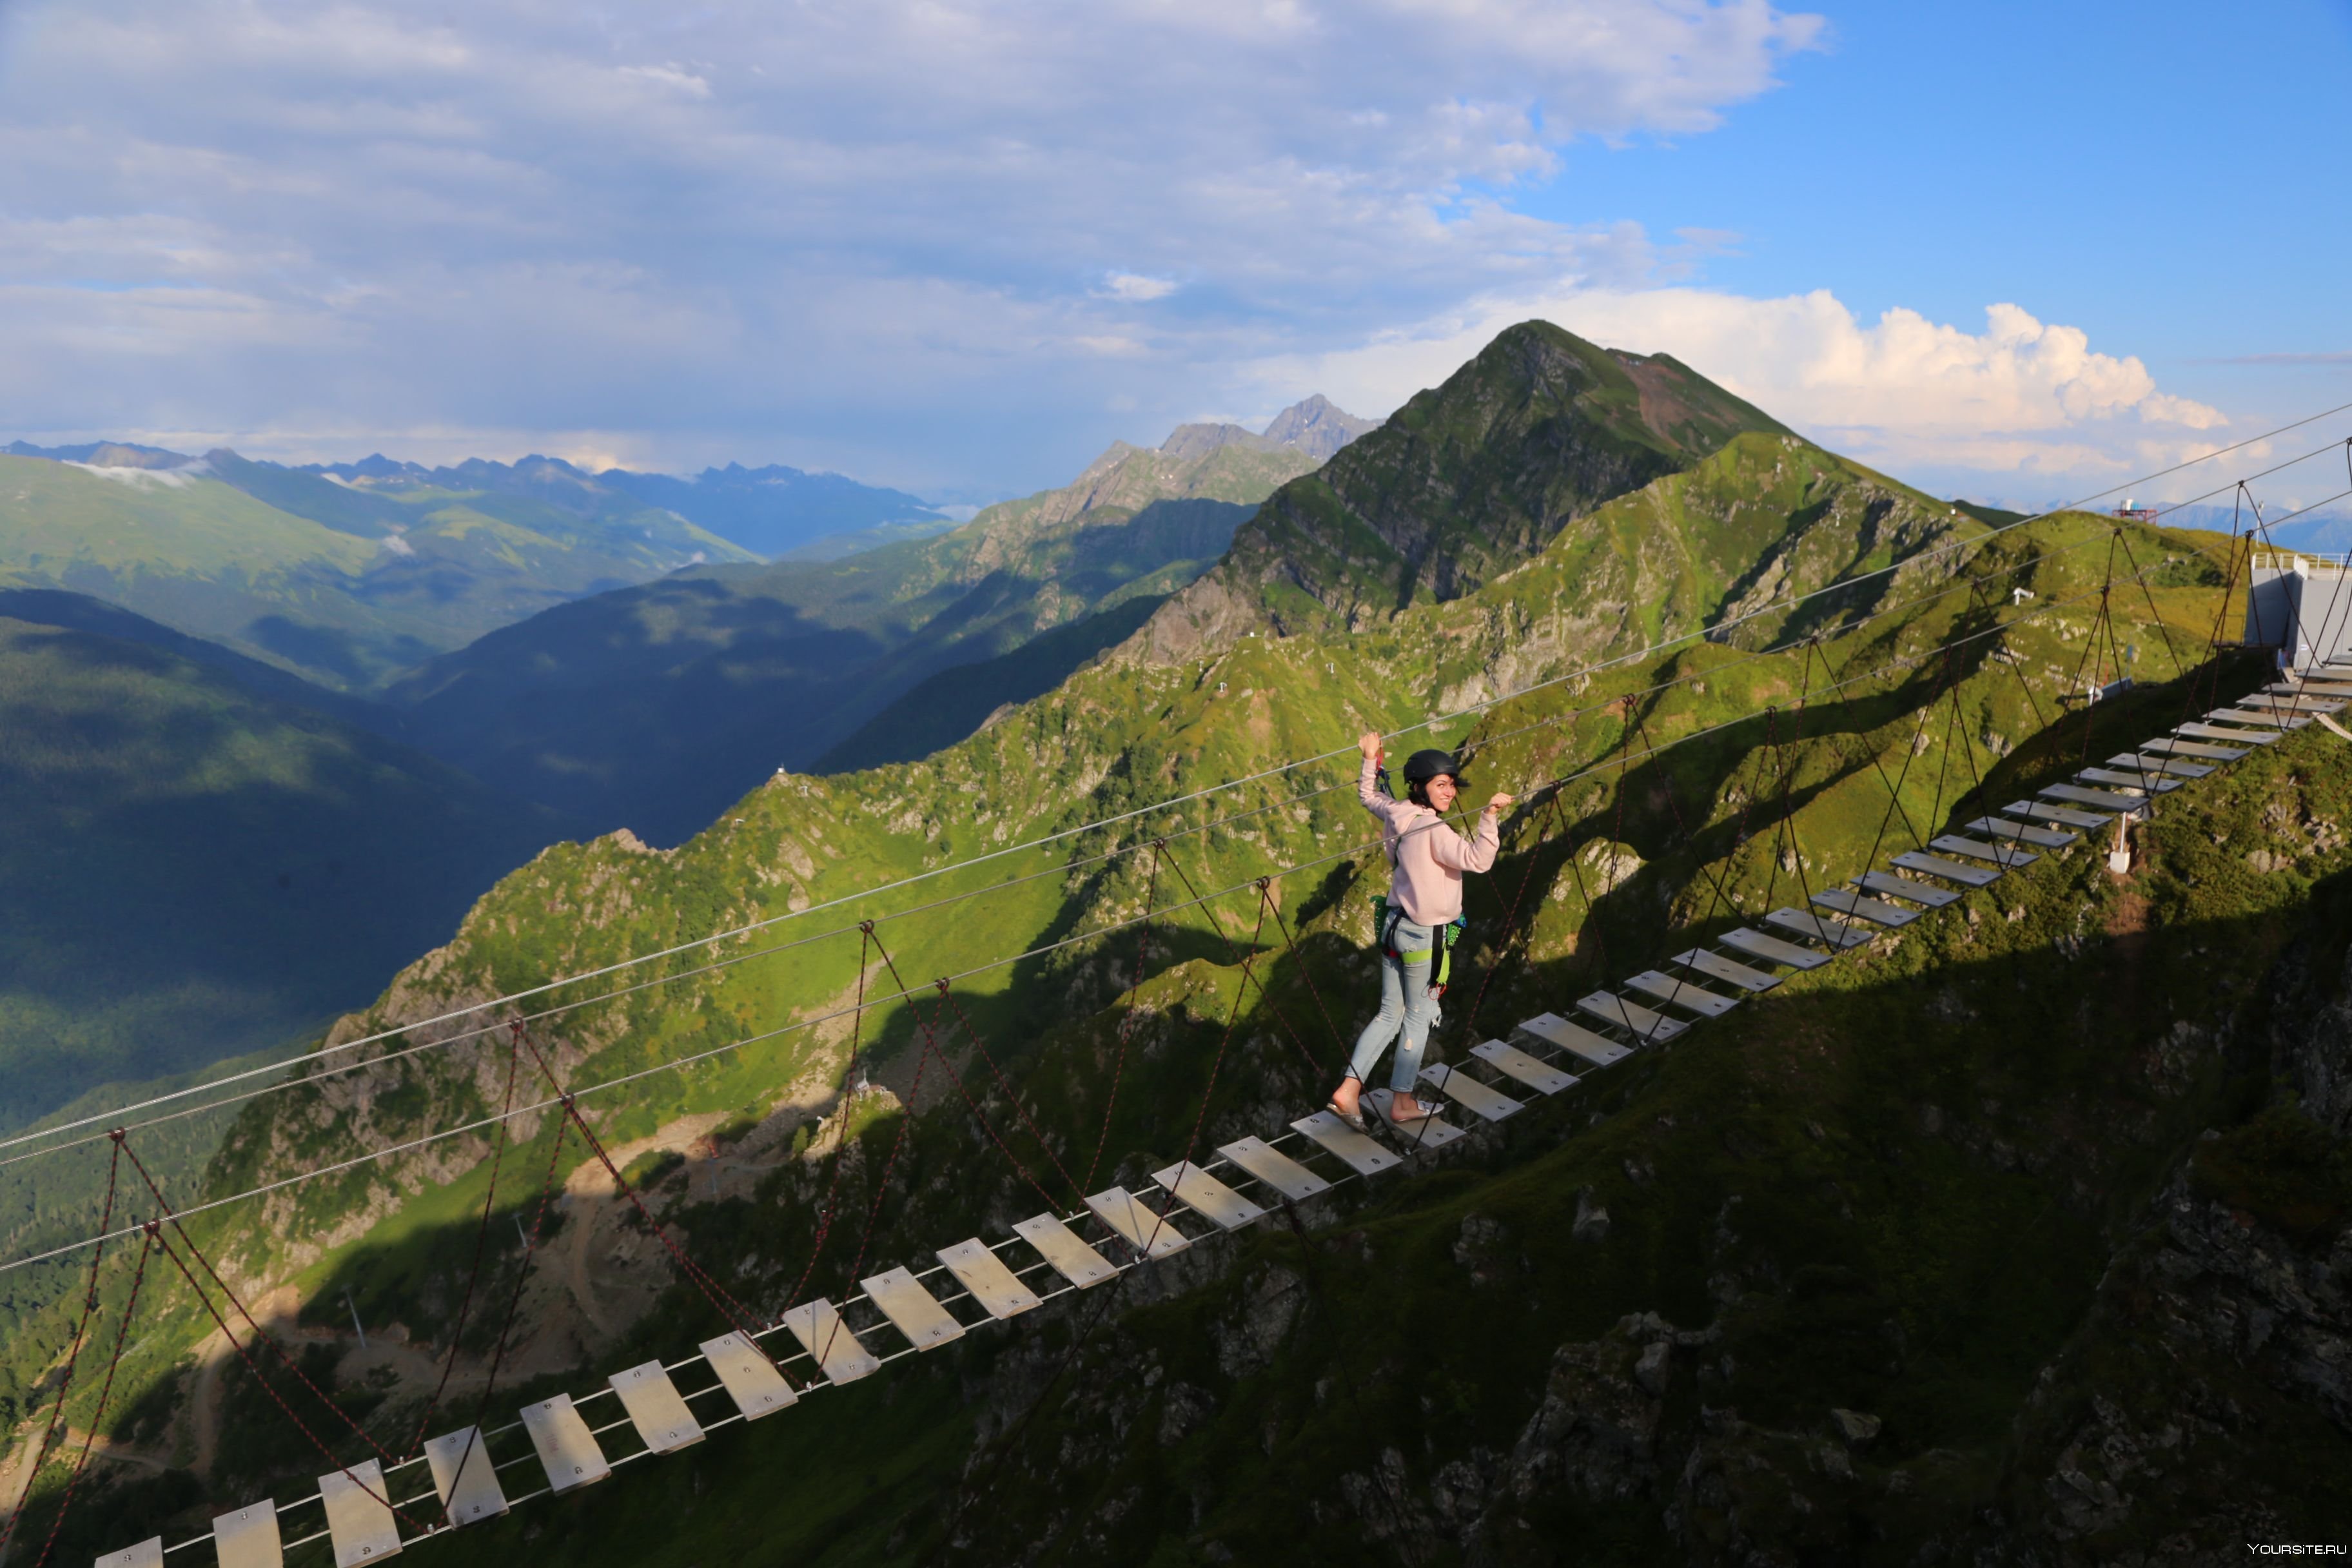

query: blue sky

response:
[0,0,2346,512]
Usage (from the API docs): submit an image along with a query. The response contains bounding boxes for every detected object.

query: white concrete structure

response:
[2244,551,2352,667]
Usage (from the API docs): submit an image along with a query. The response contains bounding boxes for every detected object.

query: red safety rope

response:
[438,1108,575,1507]
[0,1139,120,1558]
[31,1224,155,1568]
[1161,848,1326,1077]
[1260,891,1345,1071]
[114,1136,397,1462]
[515,1032,766,1343]
[146,1224,426,1531]
[1447,789,1565,1044]
[1139,885,1271,1255]
[778,923,876,1315]
[808,992,940,1371]
[1083,840,1166,1193]
[867,934,1063,1216]
[932,981,1084,1206]
[407,1022,525,1456]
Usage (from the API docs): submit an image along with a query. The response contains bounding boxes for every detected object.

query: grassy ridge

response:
[0,455,754,691]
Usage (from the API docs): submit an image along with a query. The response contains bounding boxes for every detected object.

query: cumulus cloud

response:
[0,0,1822,493]
[1244,287,2230,498]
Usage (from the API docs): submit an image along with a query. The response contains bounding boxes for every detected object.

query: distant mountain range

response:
[0,447,756,689]
[0,585,567,1132]
[293,451,956,560]
[385,397,1377,840]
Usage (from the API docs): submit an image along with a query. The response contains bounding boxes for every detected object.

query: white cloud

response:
[1245,286,2231,496]
[0,0,1823,493]
[1101,273,1179,302]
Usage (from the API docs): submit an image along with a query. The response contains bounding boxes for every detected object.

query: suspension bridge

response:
[6,418,2352,1568]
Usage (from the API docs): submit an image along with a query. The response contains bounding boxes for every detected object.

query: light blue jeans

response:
[1348,917,1441,1093]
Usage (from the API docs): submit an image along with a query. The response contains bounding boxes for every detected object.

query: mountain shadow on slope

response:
[814,592,1168,772]
[0,593,570,1132]
[384,416,1351,840]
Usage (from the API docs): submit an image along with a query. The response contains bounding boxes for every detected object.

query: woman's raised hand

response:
[1358,730,1384,760]
[1484,792,1515,814]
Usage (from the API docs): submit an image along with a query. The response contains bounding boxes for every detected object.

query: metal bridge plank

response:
[212,1505,282,1568]
[2107,752,2211,778]
[2173,722,2275,745]
[1152,1162,1270,1230]
[935,1239,1045,1320]
[861,1266,966,1350]
[1964,816,2077,846]
[1473,1037,1582,1093]
[1929,834,2039,867]
[93,1541,162,1568]
[519,1393,610,1493]
[1419,1061,1524,1122]
[422,1427,508,1527]
[317,1461,402,1567]
[611,1360,705,1453]
[1011,1214,1119,1289]
[1890,850,2001,887]
[1671,946,1783,989]
[1717,926,1838,967]
[1763,908,1874,949]
[2005,799,2112,830]
[1213,1137,1332,1202]
[1855,871,1959,908]
[1576,991,1689,1039]
[2072,769,2177,794]
[700,1331,799,1418]
[1290,1110,1403,1175]
[2141,736,2247,760]
[1809,889,1918,928]
[1517,1012,1634,1068]
[1623,969,1740,1015]
[1084,1186,1193,1259]
[779,1299,884,1384]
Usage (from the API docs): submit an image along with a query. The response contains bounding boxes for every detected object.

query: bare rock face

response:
[1509,1315,1689,1507]
[2150,1170,2352,1430]
[2282,939,2352,1132]
[1211,1264,1307,1379]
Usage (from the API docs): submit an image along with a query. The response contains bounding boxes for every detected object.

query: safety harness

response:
[1371,776,1470,994]
[1370,897,1468,995]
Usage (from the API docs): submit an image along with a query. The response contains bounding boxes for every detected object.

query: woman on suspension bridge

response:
[1329,731,1513,1130]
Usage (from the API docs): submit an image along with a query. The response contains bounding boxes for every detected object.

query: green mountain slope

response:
[1134,320,1790,658]
[0,591,569,1133]
[0,452,756,691]
[385,416,1345,840]
[20,327,2344,1563]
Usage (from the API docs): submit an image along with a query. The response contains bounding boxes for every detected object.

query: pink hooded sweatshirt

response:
[1359,753,1500,925]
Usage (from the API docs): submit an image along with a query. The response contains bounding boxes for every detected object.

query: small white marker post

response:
[344,1289,367,1350]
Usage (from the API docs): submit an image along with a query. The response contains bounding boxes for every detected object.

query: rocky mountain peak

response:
[1260,393,1380,462]
[1127,320,1794,662]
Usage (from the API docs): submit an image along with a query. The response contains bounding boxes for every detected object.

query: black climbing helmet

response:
[1401,749,1459,787]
